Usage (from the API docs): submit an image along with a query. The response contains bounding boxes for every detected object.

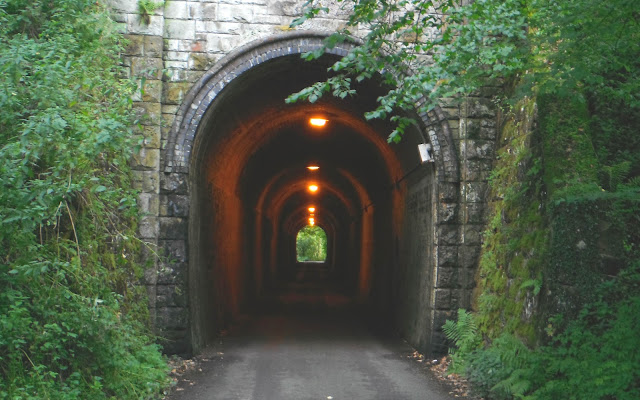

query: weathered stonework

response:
[110,0,498,356]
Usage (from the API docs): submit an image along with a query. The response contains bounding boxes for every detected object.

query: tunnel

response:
[164,33,458,356]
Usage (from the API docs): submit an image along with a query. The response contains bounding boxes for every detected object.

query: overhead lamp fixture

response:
[309,118,328,127]
[418,143,434,163]
[308,184,319,193]
[308,206,316,212]
[307,165,320,171]
[309,217,315,226]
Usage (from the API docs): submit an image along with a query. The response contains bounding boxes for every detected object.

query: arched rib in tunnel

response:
[180,36,450,356]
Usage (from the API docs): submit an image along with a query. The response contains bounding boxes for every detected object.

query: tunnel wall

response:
[394,173,436,351]
[110,0,498,356]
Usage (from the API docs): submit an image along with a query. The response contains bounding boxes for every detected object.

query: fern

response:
[491,368,532,399]
[493,334,525,367]
[624,176,640,188]
[443,309,482,373]
[520,278,542,296]
[464,333,537,399]
[599,161,631,191]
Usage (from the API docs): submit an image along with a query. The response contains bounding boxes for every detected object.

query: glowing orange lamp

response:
[309,118,328,127]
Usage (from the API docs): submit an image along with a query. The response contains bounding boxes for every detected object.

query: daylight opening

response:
[296,225,327,262]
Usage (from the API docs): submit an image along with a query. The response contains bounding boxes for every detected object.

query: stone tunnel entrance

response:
[162,33,463,357]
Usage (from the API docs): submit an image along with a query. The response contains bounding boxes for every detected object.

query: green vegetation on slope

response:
[453,92,640,399]
[449,1,640,396]
[0,0,169,398]
[444,0,640,395]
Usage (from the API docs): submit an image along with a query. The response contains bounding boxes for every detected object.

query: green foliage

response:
[0,264,169,399]
[519,279,541,296]
[296,225,328,262]
[472,97,546,342]
[545,189,640,318]
[289,0,639,142]
[137,0,164,25]
[442,309,481,374]
[449,59,640,400]
[533,262,640,400]
[466,92,640,399]
[457,263,640,400]
[0,0,168,397]
[465,333,536,399]
[537,95,599,196]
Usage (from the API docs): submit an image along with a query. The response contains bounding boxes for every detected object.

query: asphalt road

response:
[167,299,455,400]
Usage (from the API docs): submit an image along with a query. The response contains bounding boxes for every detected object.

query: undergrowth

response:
[0,0,169,398]
[446,262,640,400]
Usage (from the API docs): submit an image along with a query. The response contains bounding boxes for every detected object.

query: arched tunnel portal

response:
[163,33,460,356]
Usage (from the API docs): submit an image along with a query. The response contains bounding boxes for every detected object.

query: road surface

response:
[167,287,455,400]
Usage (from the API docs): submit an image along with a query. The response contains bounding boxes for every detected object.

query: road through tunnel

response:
[164,33,460,357]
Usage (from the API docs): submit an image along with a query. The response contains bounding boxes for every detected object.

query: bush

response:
[530,262,640,400]
[0,0,169,397]
[446,262,640,400]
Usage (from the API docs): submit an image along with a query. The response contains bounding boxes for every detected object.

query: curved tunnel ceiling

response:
[195,53,425,237]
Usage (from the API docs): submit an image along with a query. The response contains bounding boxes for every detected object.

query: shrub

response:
[442,309,482,374]
[0,0,169,397]
[446,262,640,400]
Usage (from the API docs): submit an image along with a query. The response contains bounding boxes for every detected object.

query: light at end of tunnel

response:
[308,206,316,212]
[307,165,320,171]
[309,118,328,127]
[308,184,319,193]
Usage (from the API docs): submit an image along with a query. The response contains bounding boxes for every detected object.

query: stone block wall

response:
[109,0,498,355]
[431,96,498,352]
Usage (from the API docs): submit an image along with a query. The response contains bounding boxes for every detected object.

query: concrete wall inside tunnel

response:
[140,32,493,357]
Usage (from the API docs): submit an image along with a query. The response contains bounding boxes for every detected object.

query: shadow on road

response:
[165,274,460,400]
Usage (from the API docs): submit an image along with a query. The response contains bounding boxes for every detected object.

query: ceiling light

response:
[309,118,328,127]
[307,165,320,171]
[308,184,319,193]
[308,207,316,212]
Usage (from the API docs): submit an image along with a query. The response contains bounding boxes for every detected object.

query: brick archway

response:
[158,31,463,355]
[163,31,458,182]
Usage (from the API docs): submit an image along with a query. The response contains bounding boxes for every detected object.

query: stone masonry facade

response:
[109,0,497,354]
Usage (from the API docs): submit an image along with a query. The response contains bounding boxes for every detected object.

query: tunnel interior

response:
[187,53,438,354]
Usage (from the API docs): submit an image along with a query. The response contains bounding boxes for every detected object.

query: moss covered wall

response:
[472,96,545,343]
[472,91,640,345]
